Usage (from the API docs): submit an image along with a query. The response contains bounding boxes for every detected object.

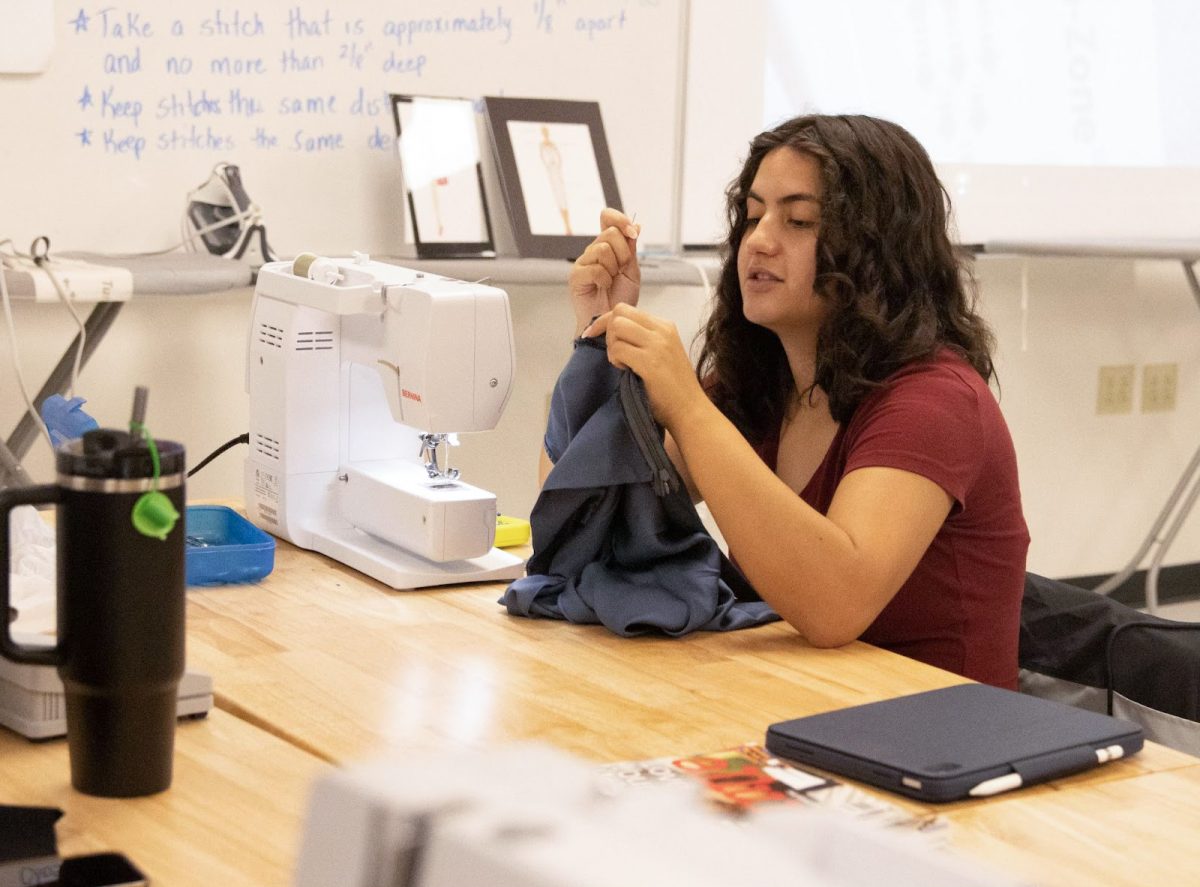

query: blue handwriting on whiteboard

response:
[65,1,641,163]
[533,0,566,34]
[209,56,267,75]
[338,41,372,70]
[382,7,512,45]
[367,125,391,151]
[156,89,222,120]
[381,51,426,76]
[101,86,143,127]
[97,8,153,38]
[349,87,387,116]
[228,89,264,117]
[291,130,344,152]
[199,10,265,37]
[253,128,279,148]
[279,95,337,115]
[287,8,333,38]
[576,10,627,39]
[281,49,324,72]
[104,47,142,74]
[158,125,234,151]
[103,129,147,159]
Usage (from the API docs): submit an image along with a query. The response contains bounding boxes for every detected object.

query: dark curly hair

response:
[696,114,995,443]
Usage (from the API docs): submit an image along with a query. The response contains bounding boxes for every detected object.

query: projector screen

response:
[682,0,1200,246]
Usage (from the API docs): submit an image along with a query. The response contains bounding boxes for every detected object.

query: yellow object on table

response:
[495,514,531,548]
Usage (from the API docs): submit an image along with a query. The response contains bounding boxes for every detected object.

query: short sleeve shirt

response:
[756,350,1030,688]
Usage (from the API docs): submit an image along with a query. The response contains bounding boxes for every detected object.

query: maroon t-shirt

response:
[755,350,1029,688]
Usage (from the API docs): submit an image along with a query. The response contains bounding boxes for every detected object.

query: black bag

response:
[1019,572,1200,755]
[499,337,778,636]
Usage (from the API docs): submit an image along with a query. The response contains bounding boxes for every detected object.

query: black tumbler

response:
[0,428,185,797]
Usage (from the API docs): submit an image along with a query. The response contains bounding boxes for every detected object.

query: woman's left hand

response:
[585,303,707,432]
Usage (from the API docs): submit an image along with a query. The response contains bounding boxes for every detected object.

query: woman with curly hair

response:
[550,114,1029,688]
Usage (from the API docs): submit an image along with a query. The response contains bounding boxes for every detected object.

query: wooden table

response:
[945,764,1200,886]
[186,541,1196,768]
[181,538,1200,886]
[186,544,972,764]
[5,531,1199,886]
[0,709,328,886]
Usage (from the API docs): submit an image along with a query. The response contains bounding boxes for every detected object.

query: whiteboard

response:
[0,0,681,257]
[683,0,1200,246]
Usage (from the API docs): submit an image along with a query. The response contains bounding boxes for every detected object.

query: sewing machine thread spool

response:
[292,252,340,285]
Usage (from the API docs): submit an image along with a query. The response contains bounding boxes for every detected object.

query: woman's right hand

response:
[568,207,641,336]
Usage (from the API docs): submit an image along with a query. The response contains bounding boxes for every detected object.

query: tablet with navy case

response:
[765,683,1143,802]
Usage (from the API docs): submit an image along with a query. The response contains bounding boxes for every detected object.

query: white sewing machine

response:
[243,253,525,590]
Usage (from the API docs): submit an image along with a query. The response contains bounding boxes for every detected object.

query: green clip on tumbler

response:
[0,388,185,797]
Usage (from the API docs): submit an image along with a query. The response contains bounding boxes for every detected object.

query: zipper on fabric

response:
[618,370,680,497]
[573,333,607,351]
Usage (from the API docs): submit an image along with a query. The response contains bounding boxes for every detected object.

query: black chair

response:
[1019,572,1200,756]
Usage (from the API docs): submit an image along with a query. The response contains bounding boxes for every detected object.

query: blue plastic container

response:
[184,505,275,587]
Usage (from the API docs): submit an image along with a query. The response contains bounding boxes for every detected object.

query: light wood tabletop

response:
[0,708,329,887]
[184,540,1198,781]
[944,764,1200,887]
[186,545,973,765]
[7,526,1199,886]
[182,536,1200,886]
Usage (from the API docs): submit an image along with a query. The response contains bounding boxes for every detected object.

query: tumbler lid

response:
[55,429,186,480]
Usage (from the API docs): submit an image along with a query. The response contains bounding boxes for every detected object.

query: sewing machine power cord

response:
[187,433,249,479]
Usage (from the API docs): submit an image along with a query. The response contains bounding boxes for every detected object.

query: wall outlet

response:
[1141,362,1178,412]
[1096,364,1135,415]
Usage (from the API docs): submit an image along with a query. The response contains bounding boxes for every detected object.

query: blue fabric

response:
[501,338,779,636]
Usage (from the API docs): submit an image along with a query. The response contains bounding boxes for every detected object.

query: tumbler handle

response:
[0,484,63,666]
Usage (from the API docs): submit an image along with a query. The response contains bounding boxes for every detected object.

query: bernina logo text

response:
[401,388,423,403]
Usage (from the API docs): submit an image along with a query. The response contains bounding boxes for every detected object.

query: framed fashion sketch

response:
[482,96,622,259]
[390,94,495,258]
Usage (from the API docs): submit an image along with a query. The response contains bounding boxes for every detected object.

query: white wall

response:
[686,0,1200,247]
[977,255,1200,578]
[3,257,1198,580]
[2,290,253,489]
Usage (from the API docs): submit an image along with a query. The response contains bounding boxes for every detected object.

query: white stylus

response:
[968,745,1126,797]
[968,772,1023,797]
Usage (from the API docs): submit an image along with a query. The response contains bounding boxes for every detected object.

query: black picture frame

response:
[390,94,496,259]
[482,96,622,260]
